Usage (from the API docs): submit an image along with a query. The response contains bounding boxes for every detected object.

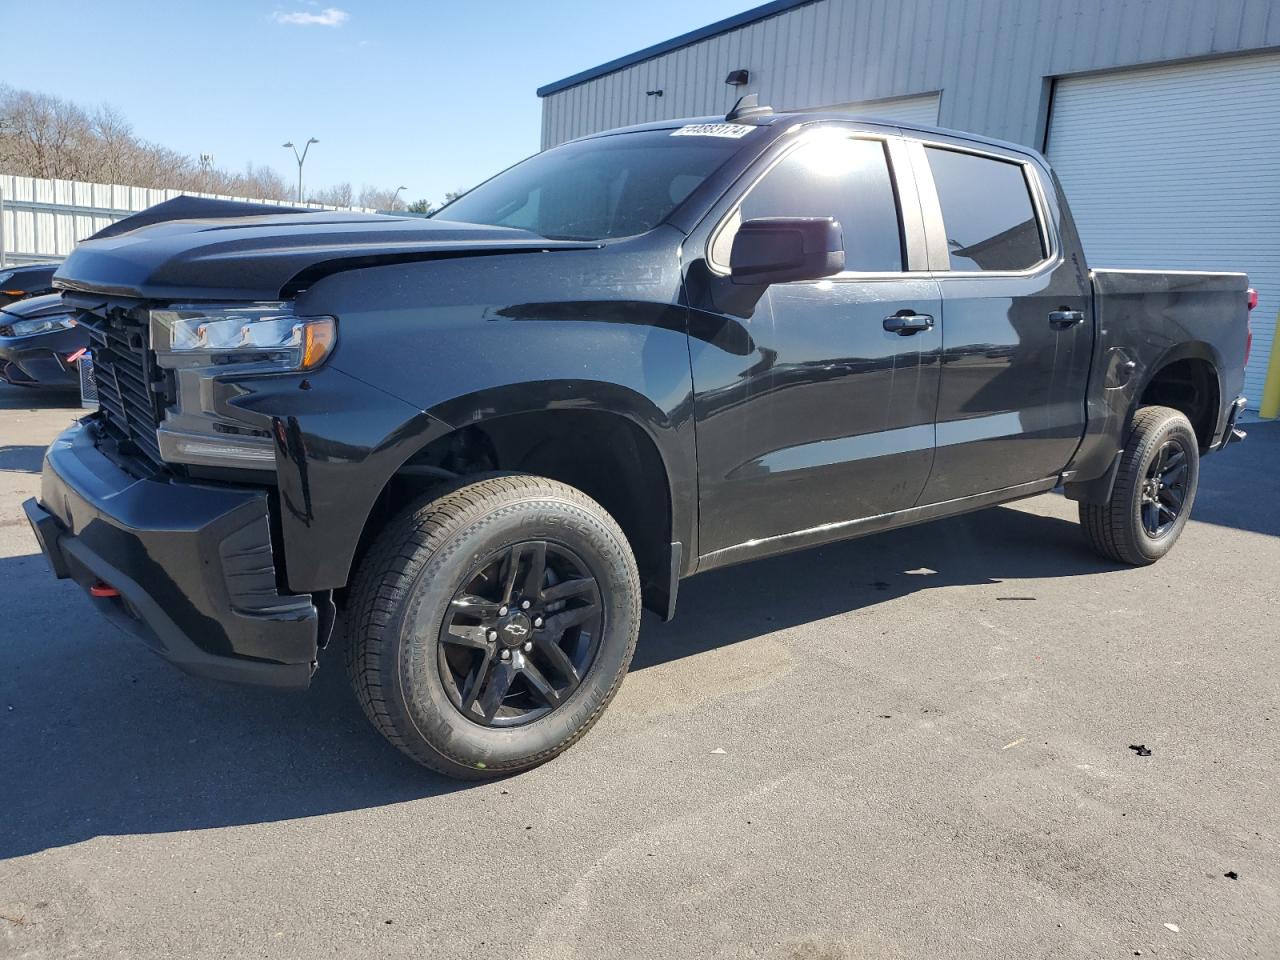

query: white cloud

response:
[273,7,349,26]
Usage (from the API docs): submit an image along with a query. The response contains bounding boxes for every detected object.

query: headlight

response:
[0,314,76,337]
[149,302,336,371]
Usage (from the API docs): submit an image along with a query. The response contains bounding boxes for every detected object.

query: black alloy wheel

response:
[1078,405,1200,566]
[1139,439,1190,538]
[438,541,603,727]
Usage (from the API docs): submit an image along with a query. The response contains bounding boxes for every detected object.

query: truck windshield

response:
[433,129,748,241]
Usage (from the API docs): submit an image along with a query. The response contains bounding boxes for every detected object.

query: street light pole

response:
[392,185,407,210]
[282,138,319,203]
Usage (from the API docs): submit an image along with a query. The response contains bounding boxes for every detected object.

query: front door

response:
[684,129,943,565]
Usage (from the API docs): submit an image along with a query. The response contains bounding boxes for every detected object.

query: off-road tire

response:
[1079,405,1200,566]
[345,474,641,778]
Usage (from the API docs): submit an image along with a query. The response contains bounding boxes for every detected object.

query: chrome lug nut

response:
[487,629,499,642]
[500,649,511,661]
[498,605,509,617]
[522,641,533,652]
[521,600,532,610]
[533,616,544,628]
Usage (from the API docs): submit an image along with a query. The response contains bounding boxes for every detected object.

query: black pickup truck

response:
[23,99,1252,778]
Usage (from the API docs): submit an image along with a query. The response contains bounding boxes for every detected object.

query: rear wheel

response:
[1079,405,1200,565]
[345,474,641,778]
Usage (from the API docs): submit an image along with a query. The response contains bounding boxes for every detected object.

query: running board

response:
[698,476,1060,571]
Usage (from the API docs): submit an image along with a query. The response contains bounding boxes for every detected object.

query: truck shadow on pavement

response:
[633,500,1116,670]
[0,386,82,411]
[0,503,1122,860]
[0,444,49,474]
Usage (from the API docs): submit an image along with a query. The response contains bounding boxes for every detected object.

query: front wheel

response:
[1079,405,1200,565]
[345,474,641,778]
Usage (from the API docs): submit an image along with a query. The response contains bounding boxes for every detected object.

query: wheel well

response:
[350,409,674,616]
[1138,358,1219,450]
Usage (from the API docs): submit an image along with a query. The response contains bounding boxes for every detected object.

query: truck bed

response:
[1069,268,1250,485]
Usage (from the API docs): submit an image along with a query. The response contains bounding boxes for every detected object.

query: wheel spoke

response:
[520,658,562,707]
[500,542,548,606]
[521,541,547,601]
[499,547,521,606]
[478,659,517,721]
[444,623,491,650]
[1158,503,1177,523]
[542,602,600,635]
[1162,461,1188,485]
[542,576,597,604]
[457,647,495,715]
[449,595,501,619]
[1143,500,1160,533]
[1150,444,1167,475]
[534,633,581,685]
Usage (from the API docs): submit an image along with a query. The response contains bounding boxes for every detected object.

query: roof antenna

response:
[726,93,773,122]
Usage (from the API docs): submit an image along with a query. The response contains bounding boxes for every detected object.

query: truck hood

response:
[53,196,601,302]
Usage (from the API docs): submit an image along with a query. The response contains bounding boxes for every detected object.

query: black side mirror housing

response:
[729,217,845,285]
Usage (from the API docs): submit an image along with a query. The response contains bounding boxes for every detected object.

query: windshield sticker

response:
[671,123,755,139]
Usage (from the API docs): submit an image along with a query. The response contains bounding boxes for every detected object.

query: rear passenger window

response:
[717,136,904,273]
[925,147,1046,271]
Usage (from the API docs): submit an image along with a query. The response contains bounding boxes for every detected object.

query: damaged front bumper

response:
[23,419,320,688]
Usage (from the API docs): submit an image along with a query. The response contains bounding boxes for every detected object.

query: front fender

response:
[215,366,453,592]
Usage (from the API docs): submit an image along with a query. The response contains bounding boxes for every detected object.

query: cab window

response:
[924,147,1046,271]
[713,135,905,274]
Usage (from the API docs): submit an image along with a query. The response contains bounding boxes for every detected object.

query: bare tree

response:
[0,83,410,208]
[356,184,403,211]
[308,181,355,207]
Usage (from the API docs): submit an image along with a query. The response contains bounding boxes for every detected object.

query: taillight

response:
[1245,288,1257,366]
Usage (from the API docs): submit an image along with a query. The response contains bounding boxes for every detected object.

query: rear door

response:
[683,126,943,564]
[908,138,1093,504]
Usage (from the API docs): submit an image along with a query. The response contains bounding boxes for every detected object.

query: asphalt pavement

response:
[1,381,1277,960]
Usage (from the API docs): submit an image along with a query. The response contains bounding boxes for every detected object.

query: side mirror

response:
[729,217,845,286]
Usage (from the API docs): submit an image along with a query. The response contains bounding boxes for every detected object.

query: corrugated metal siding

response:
[541,0,1280,148]
[1047,51,1280,406]
[0,174,371,266]
[797,92,940,125]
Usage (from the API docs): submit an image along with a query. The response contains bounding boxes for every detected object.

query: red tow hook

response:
[89,582,121,598]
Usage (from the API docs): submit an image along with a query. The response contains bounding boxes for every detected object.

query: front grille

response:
[74,303,165,468]
[78,353,99,409]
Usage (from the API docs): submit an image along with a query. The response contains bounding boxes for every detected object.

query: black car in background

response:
[0,293,87,390]
[0,262,60,306]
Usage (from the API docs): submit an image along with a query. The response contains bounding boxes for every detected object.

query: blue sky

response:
[2,0,750,205]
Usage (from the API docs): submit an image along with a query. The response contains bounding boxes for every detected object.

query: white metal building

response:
[0,174,371,268]
[537,0,1280,408]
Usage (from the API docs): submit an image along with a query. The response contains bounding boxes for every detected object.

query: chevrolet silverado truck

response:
[23,98,1252,778]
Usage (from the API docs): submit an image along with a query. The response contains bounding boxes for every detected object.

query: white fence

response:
[0,173,373,267]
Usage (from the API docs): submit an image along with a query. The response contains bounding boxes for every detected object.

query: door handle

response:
[883,313,934,335]
[1048,309,1085,329]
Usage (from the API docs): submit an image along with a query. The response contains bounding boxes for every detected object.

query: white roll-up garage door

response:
[1047,52,1280,407]
[802,93,941,127]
